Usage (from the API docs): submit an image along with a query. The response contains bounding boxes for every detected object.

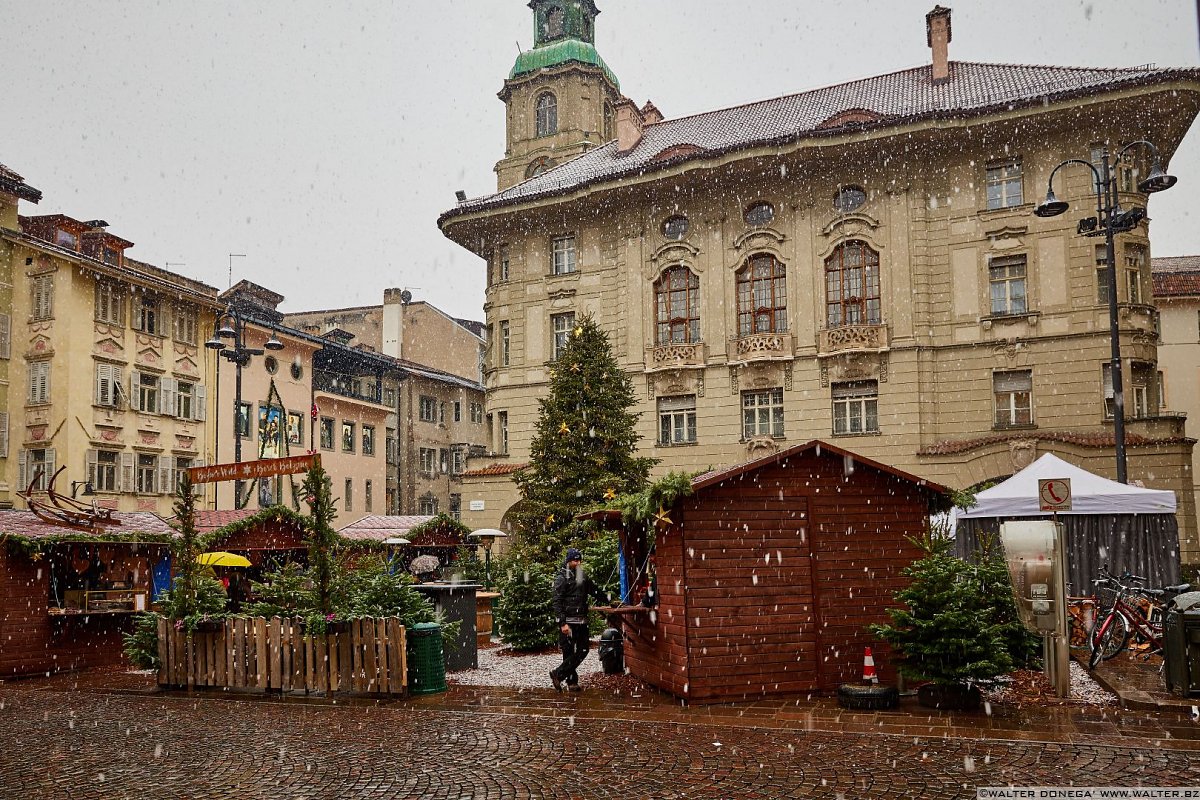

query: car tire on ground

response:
[837,683,900,710]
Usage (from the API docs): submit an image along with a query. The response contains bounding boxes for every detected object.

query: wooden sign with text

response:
[189,454,319,484]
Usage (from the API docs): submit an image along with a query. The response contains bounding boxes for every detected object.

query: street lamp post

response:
[467,528,508,590]
[1034,140,1177,484]
[206,307,284,506]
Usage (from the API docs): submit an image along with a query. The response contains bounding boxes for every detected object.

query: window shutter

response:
[129,370,142,411]
[96,364,114,406]
[121,452,135,493]
[993,371,1031,393]
[17,450,26,492]
[161,377,176,418]
[0,313,10,360]
[195,385,206,421]
[1102,365,1114,398]
[191,460,205,497]
[86,449,98,485]
[131,294,142,331]
[0,412,8,458]
[44,449,56,484]
[157,455,171,495]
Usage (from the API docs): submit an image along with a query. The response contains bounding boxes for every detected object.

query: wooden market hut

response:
[195,507,310,569]
[603,441,950,704]
[338,514,466,579]
[0,509,175,677]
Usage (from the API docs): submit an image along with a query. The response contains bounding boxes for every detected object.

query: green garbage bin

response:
[407,622,447,695]
[1163,592,1200,697]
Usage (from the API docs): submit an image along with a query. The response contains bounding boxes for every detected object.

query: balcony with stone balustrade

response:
[644,341,707,373]
[817,324,889,357]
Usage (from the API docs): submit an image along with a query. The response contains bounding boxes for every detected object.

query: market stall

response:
[0,509,174,677]
[597,440,950,703]
[955,452,1181,590]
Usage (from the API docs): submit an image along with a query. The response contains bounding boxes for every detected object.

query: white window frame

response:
[420,447,436,475]
[658,395,697,446]
[87,449,121,493]
[989,254,1027,316]
[136,453,158,494]
[551,312,575,361]
[832,381,879,435]
[500,320,510,366]
[993,370,1033,428]
[362,424,375,456]
[132,293,160,335]
[419,396,437,422]
[985,159,1023,210]
[551,235,576,275]
[742,388,785,439]
[0,313,10,360]
[1125,244,1146,305]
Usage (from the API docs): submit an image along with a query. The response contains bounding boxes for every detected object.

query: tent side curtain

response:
[955,513,1182,591]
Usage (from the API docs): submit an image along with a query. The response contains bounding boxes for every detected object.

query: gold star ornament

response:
[654,504,673,526]
[558,422,570,435]
[603,488,617,501]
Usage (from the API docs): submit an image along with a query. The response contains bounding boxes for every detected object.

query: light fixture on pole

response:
[1034,140,1177,484]
[467,528,508,590]
[206,306,281,505]
[70,480,95,498]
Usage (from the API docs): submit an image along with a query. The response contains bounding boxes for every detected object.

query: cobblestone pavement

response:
[1,686,1196,799]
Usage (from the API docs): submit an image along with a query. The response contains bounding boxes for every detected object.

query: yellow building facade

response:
[0,207,221,516]
[441,4,1200,566]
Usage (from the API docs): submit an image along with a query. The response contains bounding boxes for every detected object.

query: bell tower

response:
[495,0,622,191]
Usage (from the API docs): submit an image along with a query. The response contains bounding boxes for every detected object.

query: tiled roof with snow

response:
[337,515,435,541]
[1153,256,1200,297]
[443,61,1199,220]
[0,509,173,539]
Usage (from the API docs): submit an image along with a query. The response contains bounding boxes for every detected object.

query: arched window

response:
[536,92,558,137]
[736,254,787,336]
[825,240,881,327]
[603,103,615,141]
[525,156,556,178]
[654,266,700,344]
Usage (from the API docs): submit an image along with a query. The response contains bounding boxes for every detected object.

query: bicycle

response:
[1087,568,1191,670]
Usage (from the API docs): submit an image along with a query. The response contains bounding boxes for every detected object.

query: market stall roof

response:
[0,508,173,539]
[337,515,435,543]
[192,509,262,533]
[959,453,1176,518]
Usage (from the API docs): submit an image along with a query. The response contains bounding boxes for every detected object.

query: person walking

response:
[549,547,610,692]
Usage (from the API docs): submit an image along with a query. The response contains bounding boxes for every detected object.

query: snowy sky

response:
[4,1,1199,321]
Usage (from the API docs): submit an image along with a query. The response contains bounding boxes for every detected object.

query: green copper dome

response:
[509,39,619,90]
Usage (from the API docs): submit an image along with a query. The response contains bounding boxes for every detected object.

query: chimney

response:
[926,6,952,84]
[640,101,663,125]
[614,98,645,154]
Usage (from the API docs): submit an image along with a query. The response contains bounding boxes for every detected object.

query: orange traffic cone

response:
[862,647,879,684]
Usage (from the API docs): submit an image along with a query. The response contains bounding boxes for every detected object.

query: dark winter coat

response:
[552,564,608,626]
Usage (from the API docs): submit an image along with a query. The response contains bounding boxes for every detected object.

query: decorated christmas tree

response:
[512,315,657,562]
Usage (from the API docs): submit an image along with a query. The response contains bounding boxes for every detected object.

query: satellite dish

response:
[400,290,413,304]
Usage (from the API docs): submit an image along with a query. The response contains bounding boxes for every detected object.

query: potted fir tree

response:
[871,531,1014,711]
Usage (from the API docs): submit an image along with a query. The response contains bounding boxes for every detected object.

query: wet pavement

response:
[1,659,1198,798]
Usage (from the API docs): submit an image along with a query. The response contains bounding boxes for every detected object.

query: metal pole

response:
[233,312,244,506]
[484,545,492,591]
[1100,150,1128,483]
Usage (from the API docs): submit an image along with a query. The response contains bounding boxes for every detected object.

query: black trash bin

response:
[1164,591,1200,697]
[598,627,624,674]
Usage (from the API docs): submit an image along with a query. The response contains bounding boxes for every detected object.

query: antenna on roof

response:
[516,41,523,54]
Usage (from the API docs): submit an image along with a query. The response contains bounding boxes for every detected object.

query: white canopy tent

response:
[955,453,1181,590]
[959,453,1176,518]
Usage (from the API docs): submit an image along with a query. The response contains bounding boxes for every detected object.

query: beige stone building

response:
[440,2,1200,566]
[0,202,222,516]
[282,291,488,518]
[1152,255,1200,532]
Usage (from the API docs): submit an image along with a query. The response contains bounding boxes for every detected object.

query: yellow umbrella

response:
[196,551,251,568]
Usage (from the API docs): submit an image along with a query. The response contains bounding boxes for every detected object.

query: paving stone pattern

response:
[0,687,1195,799]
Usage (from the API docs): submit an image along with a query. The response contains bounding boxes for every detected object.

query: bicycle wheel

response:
[1088,610,1129,669]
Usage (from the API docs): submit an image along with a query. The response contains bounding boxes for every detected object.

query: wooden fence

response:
[157,616,407,695]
